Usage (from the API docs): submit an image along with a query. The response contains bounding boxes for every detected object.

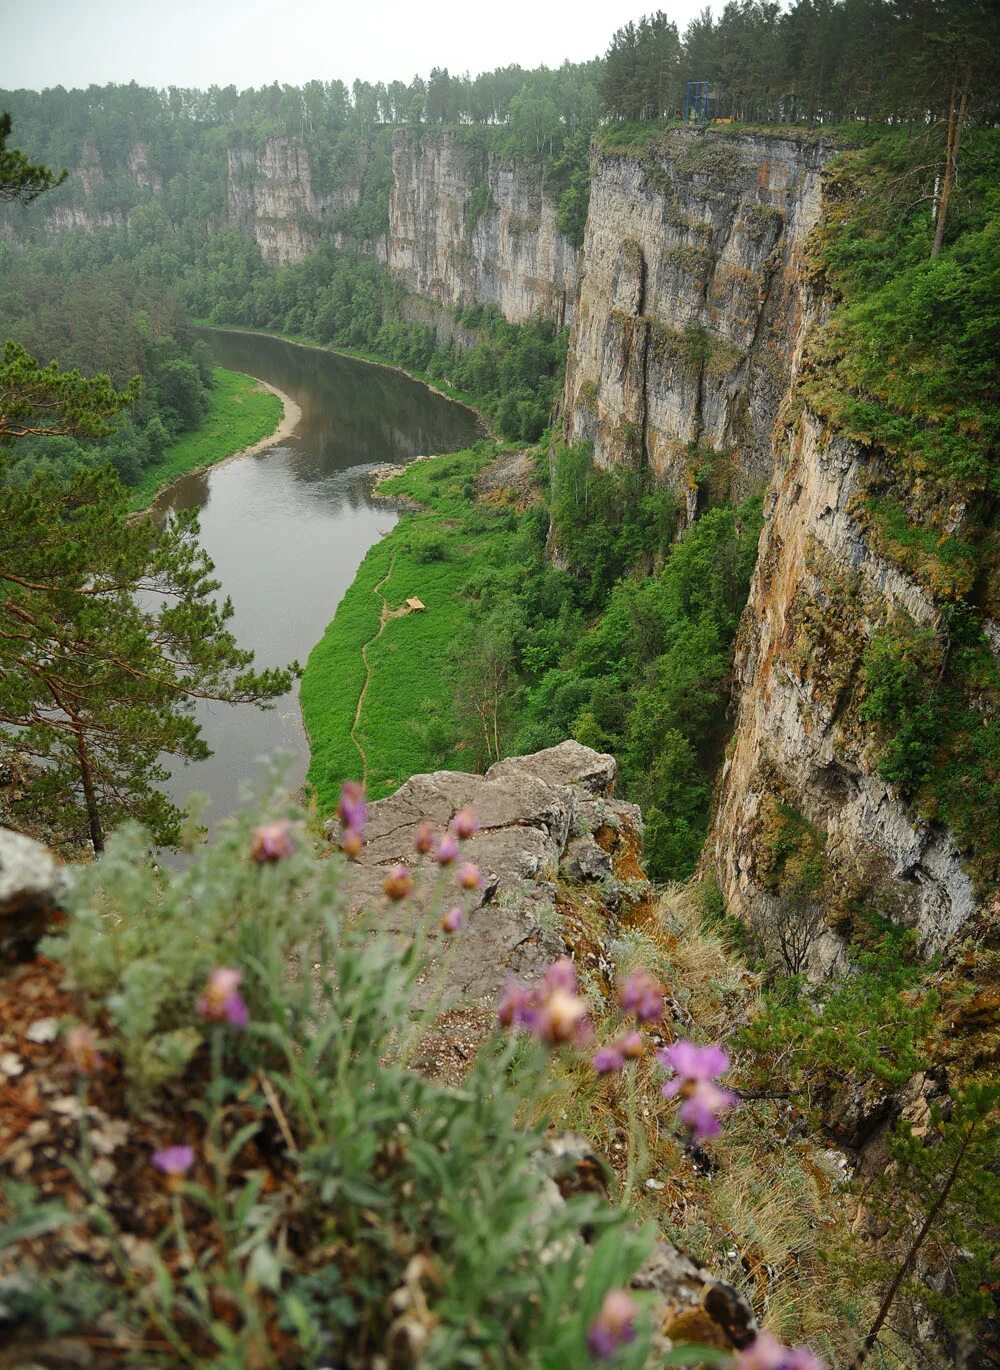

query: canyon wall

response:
[564,128,981,950]
[226,136,379,268]
[389,130,579,326]
[710,404,978,955]
[563,130,827,507]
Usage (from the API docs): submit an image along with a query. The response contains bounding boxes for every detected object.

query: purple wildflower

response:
[587,1288,638,1359]
[658,1039,737,1142]
[250,819,294,863]
[497,958,591,1046]
[618,967,665,1023]
[735,1332,826,1370]
[383,865,413,901]
[336,780,367,835]
[341,827,363,858]
[456,861,482,891]
[197,967,249,1029]
[435,833,460,865]
[541,957,579,994]
[497,980,535,1030]
[451,806,479,840]
[152,1144,194,1178]
[620,1030,645,1059]
[440,906,465,933]
[413,821,436,854]
[593,1043,626,1074]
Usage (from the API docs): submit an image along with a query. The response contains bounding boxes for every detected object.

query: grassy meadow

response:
[301,443,516,816]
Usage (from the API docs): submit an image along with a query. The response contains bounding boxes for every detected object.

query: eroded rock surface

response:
[0,827,66,963]
[330,741,639,1008]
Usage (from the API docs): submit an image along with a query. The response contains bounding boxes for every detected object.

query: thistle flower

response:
[434,833,460,865]
[734,1332,826,1370]
[440,906,465,933]
[336,780,367,835]
[497,980,535,1030]
[152,1144,195,1179]
[383,865,413,900]
[541,957,579,994]
[593,1043,626,1074]
[65,1024,103,1076]
[197,967,249,1028]
[250,819,294,863]
[618,967,665,1023]
[620,1030,644,1059]
[658,1039,737,1142]
[451,806,478,840]
[456,861,482,890]
[497,958,590,1047]
[587,1288,638,1358]
[413,821,436,854]
[341,827,363,858]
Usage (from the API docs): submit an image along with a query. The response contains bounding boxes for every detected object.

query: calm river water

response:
[150,330,482,828]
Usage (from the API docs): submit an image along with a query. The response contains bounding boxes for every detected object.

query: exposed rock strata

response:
[711,407,977,953]
[226,136,380,267]
[563,130,831,503]
[389,130,578,325]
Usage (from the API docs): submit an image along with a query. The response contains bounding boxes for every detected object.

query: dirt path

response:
[351,555,410,783]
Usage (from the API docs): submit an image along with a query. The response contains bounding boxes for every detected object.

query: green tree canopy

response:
[0,349,297,854]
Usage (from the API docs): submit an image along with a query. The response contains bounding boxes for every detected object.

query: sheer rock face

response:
[226,137,383,268]
[563,130,830,505]
[388,130,579,326]
[330,741,643,1008]
[711,406,978,955]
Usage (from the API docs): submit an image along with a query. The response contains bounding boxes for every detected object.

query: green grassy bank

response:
[128,367,284,509]
[301,443,516,814]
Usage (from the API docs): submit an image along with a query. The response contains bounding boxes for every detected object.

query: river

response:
[149,329,482,829]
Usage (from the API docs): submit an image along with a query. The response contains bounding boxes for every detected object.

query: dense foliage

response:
[603,0,1000,125]
[0,254,217,487]
[306,440,761,883]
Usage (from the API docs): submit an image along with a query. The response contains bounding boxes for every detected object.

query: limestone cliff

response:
[562,129,983,951]
[226,136,376,268]
[388,130,579,326]
[563,130,829,507]
[710,404,979,955]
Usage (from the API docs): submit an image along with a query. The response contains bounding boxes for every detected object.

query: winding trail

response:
[351,554,410,783]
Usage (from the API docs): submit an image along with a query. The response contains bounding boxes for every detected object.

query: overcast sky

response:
[1,0,717,93]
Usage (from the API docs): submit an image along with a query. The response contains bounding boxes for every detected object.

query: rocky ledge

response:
[328,741,648,1010]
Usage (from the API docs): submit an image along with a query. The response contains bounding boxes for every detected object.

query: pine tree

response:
[0,347,297,854]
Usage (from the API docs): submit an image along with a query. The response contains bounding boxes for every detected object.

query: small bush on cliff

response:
[4,793,657,1366]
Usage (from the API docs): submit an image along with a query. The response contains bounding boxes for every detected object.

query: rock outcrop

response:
[563,129,830,506]
[331,741,645,1012]
[226,136,378,267]
[389,129,579,326]
[711,406,978,955]
[0,827,66,964]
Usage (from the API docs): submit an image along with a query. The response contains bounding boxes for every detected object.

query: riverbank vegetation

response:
[303,439,761,882]
[126,367,282,508]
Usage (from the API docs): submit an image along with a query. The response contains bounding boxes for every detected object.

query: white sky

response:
[1,0,717,93]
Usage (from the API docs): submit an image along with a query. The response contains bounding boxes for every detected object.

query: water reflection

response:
[152,329,482,833]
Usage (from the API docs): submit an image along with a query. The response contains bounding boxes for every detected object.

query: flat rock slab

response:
[331,742,629,1011]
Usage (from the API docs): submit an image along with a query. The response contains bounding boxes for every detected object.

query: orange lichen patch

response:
[664,1305,735,1350]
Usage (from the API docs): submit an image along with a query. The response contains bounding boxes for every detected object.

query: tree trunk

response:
[932,63,972,259]
[74,727,105,855]
[851,1123,975,1367]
